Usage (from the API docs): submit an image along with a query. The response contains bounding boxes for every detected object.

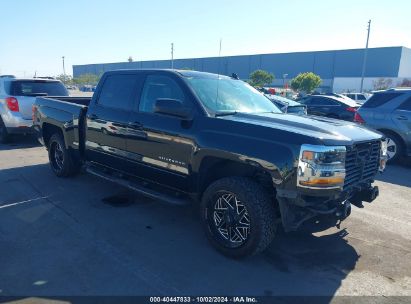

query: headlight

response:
[297,145,346,189]
[379,139,388,172]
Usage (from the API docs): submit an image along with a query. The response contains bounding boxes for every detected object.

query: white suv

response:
[342,92,371,104]
[0,76,68,143]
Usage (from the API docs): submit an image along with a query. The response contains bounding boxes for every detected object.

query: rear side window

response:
[98,74,139,110]
[357,94,366,100]
[8,81,68,96]
[397,97,411,111]
[362,93,402,108]
[346,94,355,99]
[299,98,312,105]
[311,97,338,106]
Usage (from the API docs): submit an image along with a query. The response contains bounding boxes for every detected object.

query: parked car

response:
[342,92,371,104]
[298,95,360,121]
[0,76,68,143]
[265,94,307,115]
[320,92,356,102]
[33,69,386,258]
[355,88,411,162]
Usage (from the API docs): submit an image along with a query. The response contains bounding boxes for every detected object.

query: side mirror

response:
[154,98,191,119]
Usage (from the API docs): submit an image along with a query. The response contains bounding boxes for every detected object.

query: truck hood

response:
[219,112,383,146]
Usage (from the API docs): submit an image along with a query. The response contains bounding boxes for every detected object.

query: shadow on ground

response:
[376,158,411,187]
[0,135,40,151]
[0,163,359,299]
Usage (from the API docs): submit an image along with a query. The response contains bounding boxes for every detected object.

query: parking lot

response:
[0,136,410,299]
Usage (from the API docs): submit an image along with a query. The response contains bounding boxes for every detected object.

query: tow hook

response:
[350,186,379,208]
[367,186,379,202]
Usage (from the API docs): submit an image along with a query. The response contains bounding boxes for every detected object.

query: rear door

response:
[392,96,411,146]
[125,72,197,191]
[85,73,144,171]
[10,80,68,119]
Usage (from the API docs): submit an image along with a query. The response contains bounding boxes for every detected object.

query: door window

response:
[98,74,138,111]
[362,93,403,108]
[310,97,338,106]
[397,97,411,111]
[139,75,186,113]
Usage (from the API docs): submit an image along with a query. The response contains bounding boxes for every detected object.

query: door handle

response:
[396,115,408,121]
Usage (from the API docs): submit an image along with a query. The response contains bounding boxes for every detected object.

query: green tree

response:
[290,72,322,93]
[55,74,73,85]
[72,73,101,86]
[249,70,274,87]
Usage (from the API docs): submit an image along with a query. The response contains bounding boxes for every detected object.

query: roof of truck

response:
[103,69,231,79]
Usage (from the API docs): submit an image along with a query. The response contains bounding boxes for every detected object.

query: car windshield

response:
[185,76,282,114]
[7,80,68,96]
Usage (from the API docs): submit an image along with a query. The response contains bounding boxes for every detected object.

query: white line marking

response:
[0,196,48,209]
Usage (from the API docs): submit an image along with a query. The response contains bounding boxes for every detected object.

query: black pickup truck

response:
[33,69,387,257]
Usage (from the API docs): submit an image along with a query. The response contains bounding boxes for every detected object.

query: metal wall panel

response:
[73,47,409,80]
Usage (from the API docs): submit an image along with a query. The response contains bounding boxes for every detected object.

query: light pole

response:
[283,73,288,94]
[171,43,174,69]
[360,20,371,93]
[62,56,66,78]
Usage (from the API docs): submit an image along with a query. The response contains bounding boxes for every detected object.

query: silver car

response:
[355,88,411,162]
[0,76,68,143]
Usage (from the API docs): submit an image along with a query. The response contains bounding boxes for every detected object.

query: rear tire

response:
[382,131,403,163]
[0,118,11,144]
[48,133,79,177]
[201,177,277,258]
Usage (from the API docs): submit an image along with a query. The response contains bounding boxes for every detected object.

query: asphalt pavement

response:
[0,136,410,301]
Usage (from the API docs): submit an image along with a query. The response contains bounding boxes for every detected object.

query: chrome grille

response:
[344,141,380,189]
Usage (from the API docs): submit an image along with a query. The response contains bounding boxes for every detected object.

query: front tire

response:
[201,177,277,258]
[48,133,79,177]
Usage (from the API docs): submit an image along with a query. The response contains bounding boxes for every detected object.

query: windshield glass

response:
[185,76,281,114]
[8,80,68,96]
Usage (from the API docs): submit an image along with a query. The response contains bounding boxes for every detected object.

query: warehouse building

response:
[73,46,411,92]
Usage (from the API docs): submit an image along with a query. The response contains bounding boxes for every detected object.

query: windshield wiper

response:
[214,111,238,117]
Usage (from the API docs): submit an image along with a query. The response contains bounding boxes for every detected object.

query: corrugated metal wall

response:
[73,46,407,80]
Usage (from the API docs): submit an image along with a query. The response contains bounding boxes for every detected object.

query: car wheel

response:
[383,132,403,163]
[201,177,277,258]
[0,118,11,144]
[48,133,79,177]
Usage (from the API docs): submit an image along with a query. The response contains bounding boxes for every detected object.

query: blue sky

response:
[0,0,410,77]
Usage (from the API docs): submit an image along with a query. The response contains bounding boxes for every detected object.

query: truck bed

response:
[33,96,92,156]
[44,96,92,106]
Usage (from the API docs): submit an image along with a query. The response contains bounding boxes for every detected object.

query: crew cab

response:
[0,75,68,143]
[33,70,387,257]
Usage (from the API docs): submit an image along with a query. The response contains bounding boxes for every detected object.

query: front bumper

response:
[277,184,379,232]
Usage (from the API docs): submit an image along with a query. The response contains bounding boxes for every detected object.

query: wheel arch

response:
[42,123,64,149]
[377,128,406,156]
[197,157,276,200]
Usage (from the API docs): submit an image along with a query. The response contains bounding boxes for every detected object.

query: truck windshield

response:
[7,80,68,96]
[185,76,281,115]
